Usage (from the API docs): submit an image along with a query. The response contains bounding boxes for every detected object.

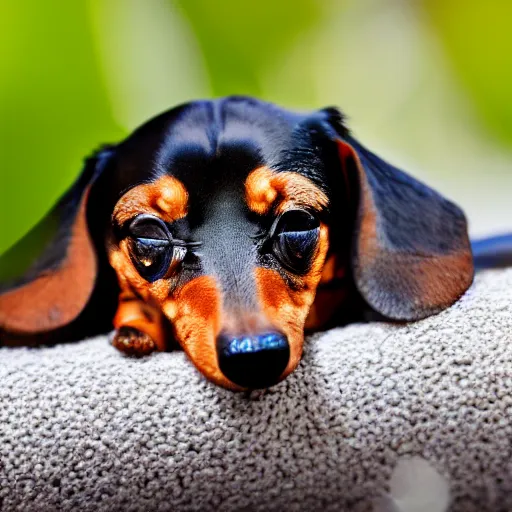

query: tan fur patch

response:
[113,175,188,226]
[245,167,328,216]
[319,254,346,284]
[305,253,348,329]
[163,276,240,390]
[304,288,348,330]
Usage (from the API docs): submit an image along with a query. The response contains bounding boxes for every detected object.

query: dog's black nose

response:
[216,332,290,389]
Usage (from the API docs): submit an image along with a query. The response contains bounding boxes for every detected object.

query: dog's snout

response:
[216,332,290,389]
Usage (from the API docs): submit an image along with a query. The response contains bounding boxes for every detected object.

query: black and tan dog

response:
[0,97,493,390]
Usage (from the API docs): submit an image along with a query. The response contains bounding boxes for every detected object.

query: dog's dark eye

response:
[272,210,320,273]
[127,215,184,282]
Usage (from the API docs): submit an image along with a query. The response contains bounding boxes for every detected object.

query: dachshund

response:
[1,96,500,390]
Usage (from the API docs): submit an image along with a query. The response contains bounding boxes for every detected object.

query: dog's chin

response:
[174,337,241,391]
[202,373,290,392]
[185,356,287,392]
[190,355,301,392]
[204,374,246,392]
[183,349,297,392]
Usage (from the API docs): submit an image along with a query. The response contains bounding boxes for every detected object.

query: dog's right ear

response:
[315,107,473,321]
[0,146,115,336]
[334,135,474,321]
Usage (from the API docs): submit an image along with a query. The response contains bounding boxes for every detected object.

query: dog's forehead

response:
[113,97,329,198]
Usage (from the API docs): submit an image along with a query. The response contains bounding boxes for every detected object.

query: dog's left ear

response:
[322,110,474,320]
[0,146,116,337]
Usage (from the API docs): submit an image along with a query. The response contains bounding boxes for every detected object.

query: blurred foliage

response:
[88,0,210,130]
[173,0,324,97]
[424,0,512,146]
[0,0,123,257]
[1,0,512,266]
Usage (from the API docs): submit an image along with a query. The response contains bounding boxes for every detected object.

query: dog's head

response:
[0,97,473,389]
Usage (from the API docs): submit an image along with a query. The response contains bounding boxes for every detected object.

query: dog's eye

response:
[272,210,320,273]
[130,238,174,282]
[127,215,185,282]
[129,214,169,240]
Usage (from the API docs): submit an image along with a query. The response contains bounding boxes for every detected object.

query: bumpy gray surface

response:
[1,269,512,512]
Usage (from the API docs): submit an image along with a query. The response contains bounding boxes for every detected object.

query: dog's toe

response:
[112,326,157,357]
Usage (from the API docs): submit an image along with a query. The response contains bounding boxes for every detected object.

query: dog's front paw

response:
[112,326,157,356]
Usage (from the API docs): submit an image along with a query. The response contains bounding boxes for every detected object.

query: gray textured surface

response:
[1,269,512,512]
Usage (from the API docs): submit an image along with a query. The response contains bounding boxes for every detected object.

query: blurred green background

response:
[1,0,512,261]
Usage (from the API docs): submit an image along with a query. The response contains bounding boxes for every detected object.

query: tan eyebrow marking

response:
[113,175,189,225]
[245,166,329,215]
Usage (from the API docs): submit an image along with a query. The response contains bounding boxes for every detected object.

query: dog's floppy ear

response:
[0,146,115,336]
[323,111,473,320]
